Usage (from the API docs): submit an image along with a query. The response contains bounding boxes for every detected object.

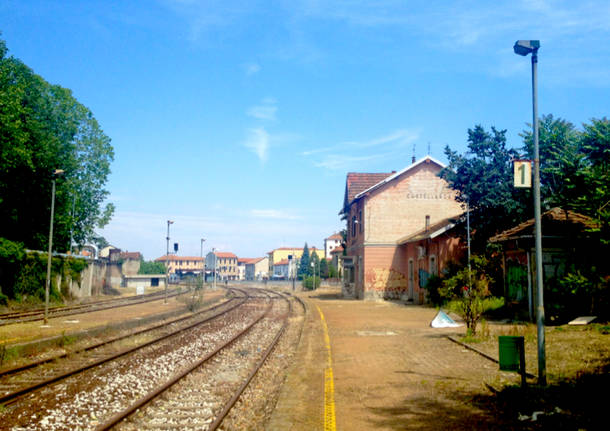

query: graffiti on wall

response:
[367,268,407,294]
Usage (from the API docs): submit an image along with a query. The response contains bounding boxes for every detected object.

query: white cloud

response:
[302,128,419,170]
[247,98,277,121]
[244,62,261,75]
[243,127,270,162]
[250,209,301,220]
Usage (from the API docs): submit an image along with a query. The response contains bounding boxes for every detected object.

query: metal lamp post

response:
[212,248,217,290]
[200,238,205,284]
[44,169,64,325]
[165,220,174,304]
[514,39,546,385]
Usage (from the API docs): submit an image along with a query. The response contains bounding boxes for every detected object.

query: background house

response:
[267,247,324,277]
[324,233,343,258]
[245,256,269,280]
[205,251,238,281]
[155,255,204,277]
[272,259,290,279]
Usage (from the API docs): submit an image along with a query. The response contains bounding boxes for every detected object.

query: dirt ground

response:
[270,286,531,431]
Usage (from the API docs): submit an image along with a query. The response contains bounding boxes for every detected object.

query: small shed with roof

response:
[489,207,600,320]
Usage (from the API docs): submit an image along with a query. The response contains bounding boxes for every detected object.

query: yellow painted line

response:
[317,305,336,431]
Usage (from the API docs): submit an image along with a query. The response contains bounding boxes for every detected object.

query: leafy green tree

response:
[520,115,588,213]
[328,262,338,278]
[440,125,528,252]
[297,243,310,279]
[138,260,166,275]
[0,37,114,252]
[310,251,320,278]
[319,257,329,278]
[580,118,610,244]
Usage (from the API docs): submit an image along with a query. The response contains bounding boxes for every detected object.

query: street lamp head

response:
[513,40,540,56]
[167,220,174,224]
[52,169,65,177]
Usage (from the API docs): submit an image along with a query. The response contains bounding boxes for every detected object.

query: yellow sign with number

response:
[514,160,532,188]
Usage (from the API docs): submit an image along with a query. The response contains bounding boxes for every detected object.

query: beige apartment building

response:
[155,255,204,275]
[267,247,325,275]
[205,251,239,281]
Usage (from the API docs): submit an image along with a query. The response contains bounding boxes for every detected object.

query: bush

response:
[439,255,501,335]
[302,276,320,290]
[424,275,444,306]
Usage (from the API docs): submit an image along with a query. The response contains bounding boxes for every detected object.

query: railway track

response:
[0,287,246,384]
[0,287,189,327]
[0,288,249,406]
[2,287,305,430]
[103,289,303,431]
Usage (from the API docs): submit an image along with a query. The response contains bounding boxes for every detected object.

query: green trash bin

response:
[498,335,524,372]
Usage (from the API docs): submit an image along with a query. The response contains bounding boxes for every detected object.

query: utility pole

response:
[165,220,173,304]
[44,169,64,325]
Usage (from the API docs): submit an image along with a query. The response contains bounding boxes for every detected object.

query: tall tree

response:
[0,38,114,251]
[319,257,329,278]
[440,125,527,252]
[580,117,610,244]
[310,251,320,278]
[520,114,588,213]
[297,243,310,279]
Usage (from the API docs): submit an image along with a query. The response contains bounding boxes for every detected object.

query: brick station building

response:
[340,156,464,302]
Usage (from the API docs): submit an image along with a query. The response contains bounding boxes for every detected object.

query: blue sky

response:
[2,0,609,260]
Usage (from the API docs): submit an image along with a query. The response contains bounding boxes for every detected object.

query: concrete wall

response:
[121,258,141,276]
[68,259,106,298]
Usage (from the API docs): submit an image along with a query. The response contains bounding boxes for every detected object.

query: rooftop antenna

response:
[412,143,416,164]
[427,142,431,155]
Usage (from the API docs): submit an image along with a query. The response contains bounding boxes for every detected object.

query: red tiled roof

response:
[326,233,342,240]
[330,245,344,254]
[489,208,598,242]
[345,172,393,204]
[274,258,290,266]
[238,257,265,264]
[214,252,238,258]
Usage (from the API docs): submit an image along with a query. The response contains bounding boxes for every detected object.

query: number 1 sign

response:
[513,160,532,188]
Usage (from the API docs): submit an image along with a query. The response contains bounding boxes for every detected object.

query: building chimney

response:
[412,156,416,164]
[425,215,430,232]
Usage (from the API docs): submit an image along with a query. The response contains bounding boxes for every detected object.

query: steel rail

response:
[0,288,246,378]
[0,288,179,320]
[95,291,276,431]
[0,288,254,405]
[208,290,291,430]
[0,288,190,326]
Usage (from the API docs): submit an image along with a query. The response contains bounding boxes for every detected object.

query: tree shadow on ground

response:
[367,362,609,430]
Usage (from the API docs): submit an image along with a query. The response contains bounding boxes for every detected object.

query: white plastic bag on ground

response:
[430,310,462,328]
